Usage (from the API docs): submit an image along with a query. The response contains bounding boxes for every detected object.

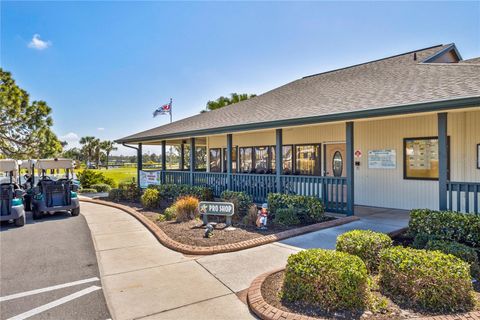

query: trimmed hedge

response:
[282,249,369,311]
[149,184,213,202]
[108,188,123,202]
[118,181,141,202]
[274,207,301,226]
[336,230,392,273]
[425,239,480,278]
[78,169,116,188]
[141,188,159,209]
[91,183,112,193]
[379,246,475,312]
[220,191,253,217]
[268,193,324,223]
[409,209,480,247]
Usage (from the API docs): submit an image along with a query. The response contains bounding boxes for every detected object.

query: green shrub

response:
[78,169,116,188]
[242,204,259,226]
[282,249,369,311]
[268,193,324,223]
[409,209,480,247]
[379,246,475,312]
[425,239,480,278]
[274,207,300,226]
[78,188,98,193]
[141,188,160,209]
[174,196,199,222]
[336,230,392,273]
[149,184,213,202]
[412,233,440,249]
[118,181,140,202]
[91,183,112,193]
[220,191,253,217]
[108,188,123,202]
[163,205,176,221]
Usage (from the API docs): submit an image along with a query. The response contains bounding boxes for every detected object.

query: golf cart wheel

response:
[14,215,25,227]
[71,207,80,216]
[32,206,42,220]
[24,197,32,211]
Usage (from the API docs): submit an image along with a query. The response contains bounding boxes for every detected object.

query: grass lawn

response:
[76,167,137,185]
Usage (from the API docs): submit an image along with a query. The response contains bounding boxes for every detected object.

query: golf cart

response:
[0,159,26,227]
[31,158,80,220]
[19,159,36,211]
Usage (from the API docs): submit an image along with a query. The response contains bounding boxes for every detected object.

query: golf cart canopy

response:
[0,159,20,172]
[36,159,75,170]
[19,160,35,170]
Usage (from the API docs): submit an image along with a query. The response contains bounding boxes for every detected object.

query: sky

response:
[1,1,479,156]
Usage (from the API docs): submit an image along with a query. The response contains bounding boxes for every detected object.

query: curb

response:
[247,269,480,320]
[79,198,359,255]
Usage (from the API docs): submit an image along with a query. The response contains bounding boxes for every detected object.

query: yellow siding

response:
[206,110,479,210]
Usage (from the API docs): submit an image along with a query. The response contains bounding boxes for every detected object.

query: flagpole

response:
[169,98,172,123]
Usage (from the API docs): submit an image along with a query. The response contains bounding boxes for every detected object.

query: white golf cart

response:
[31,158,80,220]
[0,159,26,227]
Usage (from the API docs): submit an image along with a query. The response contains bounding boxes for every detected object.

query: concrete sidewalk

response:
[81,201,409,320]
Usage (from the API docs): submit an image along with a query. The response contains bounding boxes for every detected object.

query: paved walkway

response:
[81,201,409,320]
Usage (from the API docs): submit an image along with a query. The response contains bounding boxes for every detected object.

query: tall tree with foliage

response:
[0,68,63,158]
[100,140,117,169]
[79,136,98,165]
[201,93,256,113]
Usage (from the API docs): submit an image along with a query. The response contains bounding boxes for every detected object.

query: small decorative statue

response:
[256,203,268,230]
[204,223,214,238]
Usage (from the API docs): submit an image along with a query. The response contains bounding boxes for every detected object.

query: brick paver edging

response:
[247,269,480,320]
[79,198,359,255]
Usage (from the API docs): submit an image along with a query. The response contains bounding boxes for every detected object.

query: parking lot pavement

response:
[0,211,111,320]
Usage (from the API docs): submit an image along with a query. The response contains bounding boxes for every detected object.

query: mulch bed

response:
[260,270,479,320]
[102,199,334,247]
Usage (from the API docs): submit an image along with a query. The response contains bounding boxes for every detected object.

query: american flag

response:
[153,99,172,118]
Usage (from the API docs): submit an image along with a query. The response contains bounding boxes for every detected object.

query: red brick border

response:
[79,197,359,255]
[247,269,480,320]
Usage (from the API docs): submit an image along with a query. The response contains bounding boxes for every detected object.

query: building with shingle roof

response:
[117,43,480,215]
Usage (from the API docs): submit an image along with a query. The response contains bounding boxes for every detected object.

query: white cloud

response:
[60,132,80,147]
[28,34,51,50]
[97,127,105,131]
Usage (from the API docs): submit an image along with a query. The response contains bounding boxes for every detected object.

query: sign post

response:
[198,201,235,226]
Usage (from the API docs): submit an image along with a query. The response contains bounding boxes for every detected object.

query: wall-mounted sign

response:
[139,170,161,188]
[355,150,362,158]
[368,149,396,169]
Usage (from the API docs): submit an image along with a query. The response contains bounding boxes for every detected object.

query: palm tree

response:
[91,139,102,169]
[100,140,117,169]
[79,136,97,166]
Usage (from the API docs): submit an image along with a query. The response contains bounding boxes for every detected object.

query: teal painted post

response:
[275,129,283,193]
[137,143,142,188]
[180,142,185,171]
[346,122,354,216]
[227,134,233,190]
[438,113,448,210]
[161,141,166,184]
[190,138,195,185]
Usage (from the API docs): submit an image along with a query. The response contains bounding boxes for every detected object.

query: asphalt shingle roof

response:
[118,44,480,143]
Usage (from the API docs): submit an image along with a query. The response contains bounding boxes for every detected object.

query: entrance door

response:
[323,143,347,212]
[324,143,346,177]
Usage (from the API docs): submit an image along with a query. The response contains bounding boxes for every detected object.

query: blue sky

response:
[2,1,479,155]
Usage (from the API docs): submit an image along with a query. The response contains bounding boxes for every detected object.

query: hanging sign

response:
[368,149,396,169]
[139,170,161,188]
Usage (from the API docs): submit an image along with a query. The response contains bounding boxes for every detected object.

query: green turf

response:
[76,167,137,185]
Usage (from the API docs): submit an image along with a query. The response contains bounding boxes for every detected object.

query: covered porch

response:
[129,108,480,216]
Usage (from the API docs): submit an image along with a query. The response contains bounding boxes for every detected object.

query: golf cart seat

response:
[0,159,26,226]
[38,179,72,207]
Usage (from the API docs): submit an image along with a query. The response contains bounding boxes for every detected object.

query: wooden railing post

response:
[190,137,195,185]
[346,122,354,216]
[438,113,448,211]
[137,143,142,189]
[275,129,283,193]
[180,142,185,171]
[161,141,166,184]
[227,134,233,190]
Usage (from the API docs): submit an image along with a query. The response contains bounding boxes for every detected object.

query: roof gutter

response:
[116,96,480,144]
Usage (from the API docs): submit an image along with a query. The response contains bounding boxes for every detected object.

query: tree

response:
[201,93,256,113]
[79,136,97,165]
[100,140,117,169]
[63,147,83,162]
[0,68,63,158]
